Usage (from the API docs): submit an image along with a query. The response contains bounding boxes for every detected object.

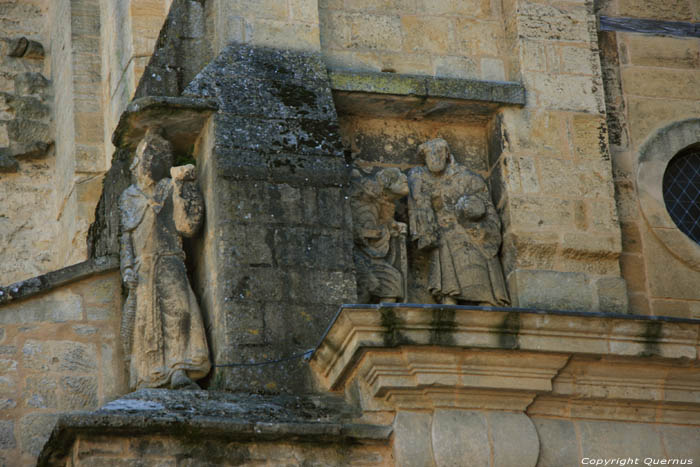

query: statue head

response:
[131,130,174,185]
[377,167,409,199]
[418,138,450,174]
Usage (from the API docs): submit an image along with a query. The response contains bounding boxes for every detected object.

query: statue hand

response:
[123,268,139,289]
[170,164,196,182]
[391,221,408,237]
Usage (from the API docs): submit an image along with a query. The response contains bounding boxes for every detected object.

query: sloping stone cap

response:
[0,256,118,306]
[329,71,525,122]
[38,389,392,466]
[311,304,700,390]
[112,96,219,151]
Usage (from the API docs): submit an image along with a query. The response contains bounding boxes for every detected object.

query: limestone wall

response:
[598,0,700,318]
[319,0,510,80]
[0,270,124,466]
[0,0,56,284]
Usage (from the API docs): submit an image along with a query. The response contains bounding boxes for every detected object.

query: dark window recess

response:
[663,148,700,244]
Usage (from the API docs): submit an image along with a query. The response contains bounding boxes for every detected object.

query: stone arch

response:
[637,118,700,271]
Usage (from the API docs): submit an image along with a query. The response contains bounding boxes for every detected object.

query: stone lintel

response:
[37,389,392,466]
[310,305,700,418]
[0,255,118,306]
[329,71,525,122]
[112,96,219,152]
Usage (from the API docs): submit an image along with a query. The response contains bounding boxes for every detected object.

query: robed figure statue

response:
[351,168,410,303]
[119,131,210,390]
[408,138,510,306]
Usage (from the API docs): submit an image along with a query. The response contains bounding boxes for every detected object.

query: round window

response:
[662,147,700,244]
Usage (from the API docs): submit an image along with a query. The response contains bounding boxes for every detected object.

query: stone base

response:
[38,389,392,466]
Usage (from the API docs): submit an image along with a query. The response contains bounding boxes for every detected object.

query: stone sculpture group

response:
[119,134,508,389]
[352,138,510,306]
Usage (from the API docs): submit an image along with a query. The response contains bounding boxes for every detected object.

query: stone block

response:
[0,421,15,450]
[393,412,433,467]
[578,419,666,461]
[595,276,629,314]
[517,2,594,42]
[502,230,559,275]
[348,14,402,51]
[0,291,83,324]
[523,72,602,114]
[620,222,642,253]
[289,0,319,22]
[510,269,593,311]
[24,376,58,409]
[572,113,610,160]
[481,58,505,81]
[224,301,266,345]
[7,118,50,144]
[450,19,503,57]
[18,413,58,456]
[619,253,647,294]
[499,109,571,158]
[22,340,97,372]
[401,16,450,54]
[625,35,699,69]
[59,375,98,410]
[643,226,700,301]
[488,412,539,467]
[507,196,575,228]
[532,418,579,467]
[556,45,599,76]
[622,68,700,100]
[432,410,489,467]
[618,0,693,21]
[14,73,49,97]
[659,425,700,458]
[434,56,478,80]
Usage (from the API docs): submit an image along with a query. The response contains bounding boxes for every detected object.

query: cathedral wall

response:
[0,270,124,466]
[598,0,700,318]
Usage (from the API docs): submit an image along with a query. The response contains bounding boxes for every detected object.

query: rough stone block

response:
[22,340,97,372]
[619,253,647,294]
[348,14,402,51]
[18,413,58,456]
[488,412,539,467]
[517,3,594,42]
[578,420,666,461]
[14,73,49,97]
[224,301,266,346]
[617,0,693,21]
[0,420,15,449]
[622,68,700,100]
[393,412,433,467]
[523,72,602,114]
[532,417,579,467]
[434,56,478,80]
[432,410,489,467]
[507,196,574,228]
[24,376,58,408]
[625,35,699,69]
[510,269,593,311]
[481,57,505,81]
[59,375,98,410]
[0,292,83,325]
[450,19,503,57]
[7,118,50,144]
[401,16,450,54]
[595,276,629,314]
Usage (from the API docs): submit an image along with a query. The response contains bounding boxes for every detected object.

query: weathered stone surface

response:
[24,376,58,409]
[14,72,50,97]
[532,418,579,467]
[19,413,58,456]
[595,276,629,314]
[21,340,97,373]
[0,420,15,449]
[59,376,98,410]
[488,412,539,467]
[393,412,434,467]
[432,410,489,467]
[509,269,593,311]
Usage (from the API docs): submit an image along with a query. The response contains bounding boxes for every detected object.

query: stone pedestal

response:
[311,304,700,466]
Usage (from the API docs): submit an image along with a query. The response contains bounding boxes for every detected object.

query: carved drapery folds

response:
[351,138,510,306]
[119,131,210,390]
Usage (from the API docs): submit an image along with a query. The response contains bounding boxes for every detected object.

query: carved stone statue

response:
[351,167,409,303]
[408,138,510,306]
[119,130,210,390]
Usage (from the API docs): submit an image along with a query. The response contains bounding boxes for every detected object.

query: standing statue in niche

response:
[351,167,409,303]
[408,138,510,306]
[119,130,210,390]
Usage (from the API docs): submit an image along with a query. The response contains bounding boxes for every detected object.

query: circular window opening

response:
[663,146,700,244]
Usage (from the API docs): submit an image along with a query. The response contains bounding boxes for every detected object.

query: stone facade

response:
[0,0,699,465]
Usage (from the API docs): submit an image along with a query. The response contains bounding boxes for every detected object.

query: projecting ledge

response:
[310,305,700,419]
[328,71,525,122]
[112,96,219,152]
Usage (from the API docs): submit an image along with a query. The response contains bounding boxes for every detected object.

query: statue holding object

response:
[351,167,410,303]
[408,138,510,306]
[119,130,210,390]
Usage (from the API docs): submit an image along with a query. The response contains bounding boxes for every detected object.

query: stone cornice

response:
[328,71,525,122]
[0,256,119,306]
[310,305,700,423]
